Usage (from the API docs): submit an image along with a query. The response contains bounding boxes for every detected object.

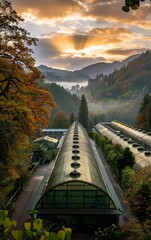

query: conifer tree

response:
[69,112,74,125]
[78,94,88,130]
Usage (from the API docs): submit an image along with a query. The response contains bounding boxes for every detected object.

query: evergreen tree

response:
[146,103,151,129]
[69,113,74,125]
[78,95,88,130]
[136,94,151,129]
[139,94,150,113]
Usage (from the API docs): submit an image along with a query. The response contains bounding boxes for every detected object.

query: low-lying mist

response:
[88,96,143,124]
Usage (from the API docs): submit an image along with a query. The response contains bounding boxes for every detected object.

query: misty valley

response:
[1,1,151,239]
[38,50,151,125]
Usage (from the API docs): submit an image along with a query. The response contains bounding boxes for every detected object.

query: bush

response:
[0,209,72,240]
[95,224,125,240]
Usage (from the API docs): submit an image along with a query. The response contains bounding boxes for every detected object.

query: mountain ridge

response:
[84,50,151,100]
[38,54,140,82]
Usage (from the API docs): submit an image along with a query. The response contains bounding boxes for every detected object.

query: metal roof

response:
[42,129,67,132]
[33,136,58,144]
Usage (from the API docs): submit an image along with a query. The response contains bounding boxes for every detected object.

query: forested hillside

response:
[85,50,151,101]
[39,82,80,116]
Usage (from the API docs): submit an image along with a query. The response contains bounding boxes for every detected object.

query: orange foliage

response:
[0,0,56,184]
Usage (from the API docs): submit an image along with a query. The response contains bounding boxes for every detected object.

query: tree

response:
[95,224,125,240]
[0,0,56,134]
[135,94,151,130]
[118,147,135,169]
[127,182,151,234]
[52,111,69,128]
[69,112,75,125]
[78,94,88,130]
[146,103,151,129]
[0,0,56,198]
[139,94,150,113]
[122,0,148,12]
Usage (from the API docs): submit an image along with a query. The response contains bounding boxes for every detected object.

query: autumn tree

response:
[0,0,56,202]
[135,94,151,130]
[126,182,151,234]
[52,111,69,129]
[78,94,88,130]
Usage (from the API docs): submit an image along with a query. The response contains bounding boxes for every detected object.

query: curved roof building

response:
[95,122,151,173]
[36,122,122,228]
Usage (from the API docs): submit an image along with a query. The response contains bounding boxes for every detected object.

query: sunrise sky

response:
[12,0,151,70]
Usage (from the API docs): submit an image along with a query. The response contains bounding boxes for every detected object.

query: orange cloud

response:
[11,0,151,69]
[104,48,145,56]
[48,26,133,54]
[12,0,83,19]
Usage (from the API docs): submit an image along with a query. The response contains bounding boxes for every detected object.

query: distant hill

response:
[39,82,80,116]
[38,54,139,82]
[84,50,151,100]
[75,54,139,78]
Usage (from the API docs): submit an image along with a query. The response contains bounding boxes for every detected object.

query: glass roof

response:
[111,121,151,148]
[95,123,151,172]
[45,122,108,193]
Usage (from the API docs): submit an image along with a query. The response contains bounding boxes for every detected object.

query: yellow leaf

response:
[24,222,31,231]
[57,230,65,240]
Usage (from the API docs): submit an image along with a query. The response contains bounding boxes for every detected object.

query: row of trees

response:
[90,133,135,181]
[90,132,151,239]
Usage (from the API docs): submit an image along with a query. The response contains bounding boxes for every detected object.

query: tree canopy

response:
[122,0,149,12]
[52,111,69,129]
[136,94,151,130]
[0,0,56,202]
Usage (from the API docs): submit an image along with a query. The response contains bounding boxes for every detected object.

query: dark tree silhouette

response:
[122,0,148,12]
[78,94,88,130]
[69,112,74,125]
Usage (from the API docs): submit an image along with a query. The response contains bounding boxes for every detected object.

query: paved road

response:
[13,161,55,228]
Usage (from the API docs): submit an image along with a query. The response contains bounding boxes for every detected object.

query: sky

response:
[11,0,151,70]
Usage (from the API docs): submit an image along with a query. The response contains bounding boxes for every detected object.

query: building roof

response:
[33,136,58,144]
[44,122,115,195]
[33,136,58,149]
[42,129,67,132]
[95,123,151,173]
[35,122,123,213]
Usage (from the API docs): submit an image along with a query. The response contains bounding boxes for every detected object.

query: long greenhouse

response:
[35,122,123,229]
